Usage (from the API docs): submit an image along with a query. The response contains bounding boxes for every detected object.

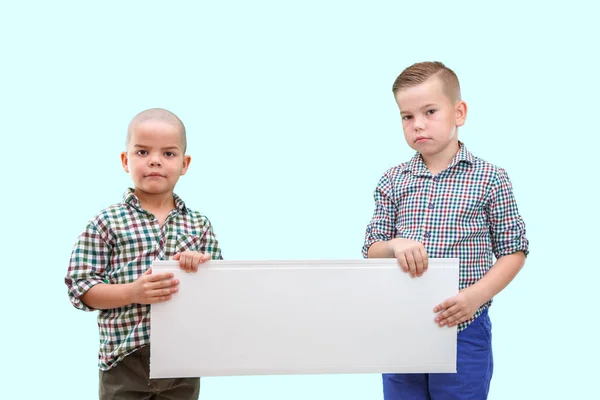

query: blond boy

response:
[362,62,528,399]
[65,108,222,399]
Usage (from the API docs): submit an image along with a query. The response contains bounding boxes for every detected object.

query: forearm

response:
[467,251,526,306]
[366,240,395,258]
[80,283,134,310]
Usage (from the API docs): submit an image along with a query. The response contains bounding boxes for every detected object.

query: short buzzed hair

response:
[126,108,187,152]
[392,61,461,103]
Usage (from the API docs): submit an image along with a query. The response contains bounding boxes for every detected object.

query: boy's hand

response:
[130,268,179,304]
[433,288,480,327]
[172,251,211,272]
[388,238,428,277]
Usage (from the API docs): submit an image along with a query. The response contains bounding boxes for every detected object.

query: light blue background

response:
[1,1,598,398]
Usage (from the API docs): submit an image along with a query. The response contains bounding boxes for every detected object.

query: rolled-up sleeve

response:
[64,221,111,311]
[200,217,223,260]
[362,172,398,258]
[487,168,529,258]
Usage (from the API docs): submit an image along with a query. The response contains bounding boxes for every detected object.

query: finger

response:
[433,297,455,313]
[442,310,466,327]
[149,285,179,299]
[436,305,461,325]
[151,278,179,290]
[200,253,211,263]
[148,272,174,282]
[179,253,191,272]
[188,254,199,272]
[144,267,152,275]
[191,254,202,272]
[449,315,470,327]
[447,319,461,327]
[177,253,189,271]
[420,247,429,271]
[413,249,424,276]
[172,252,181,260]
[405,251,417,277]
[148,294,173,304]
[397,253,409,273]
[143,272,171,284]
[185,254,194,272]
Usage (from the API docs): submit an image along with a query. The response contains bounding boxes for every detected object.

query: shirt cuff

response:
[65,278,104,311]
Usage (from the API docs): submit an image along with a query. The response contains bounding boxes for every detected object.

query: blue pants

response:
[383,309,493,400]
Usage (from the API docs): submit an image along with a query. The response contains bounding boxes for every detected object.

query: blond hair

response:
[392,61,461,103]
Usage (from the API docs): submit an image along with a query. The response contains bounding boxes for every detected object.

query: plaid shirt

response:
[362,143,528,331]
[65,189,222,370]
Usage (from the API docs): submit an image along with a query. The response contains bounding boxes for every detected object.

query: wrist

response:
[463,284,489,307]
[386,239,398,256]
[122,282,135,305]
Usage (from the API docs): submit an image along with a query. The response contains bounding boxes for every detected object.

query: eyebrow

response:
[133,144,181,150]
[400,103,438,115]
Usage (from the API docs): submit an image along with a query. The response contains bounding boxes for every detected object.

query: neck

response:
[422,141,460,176]
[134,189,175,213]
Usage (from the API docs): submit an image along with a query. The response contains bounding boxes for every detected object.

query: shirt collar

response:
[400,141,474,176]
[123,188,187,214]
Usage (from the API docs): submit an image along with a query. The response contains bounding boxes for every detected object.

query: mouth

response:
[415,137,430,143]
[145,173,165,178]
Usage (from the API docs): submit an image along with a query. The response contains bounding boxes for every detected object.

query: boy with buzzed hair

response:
[65,108,222,399]
[362,62,529,399]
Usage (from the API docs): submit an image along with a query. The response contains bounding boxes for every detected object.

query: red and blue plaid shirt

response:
[362,143,528,330]
[65,189,222,370]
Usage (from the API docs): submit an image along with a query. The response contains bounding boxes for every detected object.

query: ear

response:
[455,100,468,127]
[180,155,191,176]
[121,152,129,173]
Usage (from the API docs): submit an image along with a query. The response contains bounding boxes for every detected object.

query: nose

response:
[148,153,162,167]
[413,116,425,131]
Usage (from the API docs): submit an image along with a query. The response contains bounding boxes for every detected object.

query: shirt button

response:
[428,203,434,209]
[433,177,439,182]
[424,232,431,238]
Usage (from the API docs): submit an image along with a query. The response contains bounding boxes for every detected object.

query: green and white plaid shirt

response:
[65,189,222,370]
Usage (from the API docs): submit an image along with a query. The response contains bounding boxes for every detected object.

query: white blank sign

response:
[149,258,459,379]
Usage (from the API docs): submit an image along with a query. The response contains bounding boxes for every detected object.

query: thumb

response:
[144,267,152,275]
[172,252,181,260]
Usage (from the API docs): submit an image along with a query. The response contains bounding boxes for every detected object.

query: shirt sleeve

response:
[362,172,397,258]
[200,217,223,260]
[64,220,111,311]
[486,168,529,258]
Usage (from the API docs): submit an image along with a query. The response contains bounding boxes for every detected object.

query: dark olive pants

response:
[99,346,200,400]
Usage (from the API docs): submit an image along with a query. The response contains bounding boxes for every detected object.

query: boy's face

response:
[395,76,466,158]
[121,120,190,197]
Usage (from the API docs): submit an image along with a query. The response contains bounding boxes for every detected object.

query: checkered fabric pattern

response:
[362,143,528,331]
[65,188,222,370]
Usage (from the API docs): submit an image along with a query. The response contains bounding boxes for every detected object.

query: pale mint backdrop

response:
[1,1,597,399]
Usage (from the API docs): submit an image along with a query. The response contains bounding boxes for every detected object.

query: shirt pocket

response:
[173,232,201,254]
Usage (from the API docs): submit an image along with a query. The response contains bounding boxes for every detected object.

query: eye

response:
[136,149,148,156]
[402,115,412,121]
[164,151,176,157]
[426,109,437,115]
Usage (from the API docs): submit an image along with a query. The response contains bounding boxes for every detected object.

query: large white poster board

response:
[149,258,459,379]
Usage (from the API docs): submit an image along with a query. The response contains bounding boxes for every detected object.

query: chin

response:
[139,185,169,194]
[419,148,444,157]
